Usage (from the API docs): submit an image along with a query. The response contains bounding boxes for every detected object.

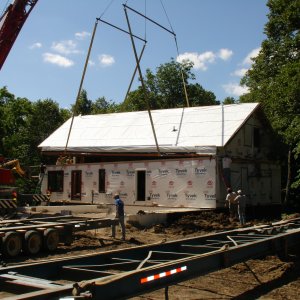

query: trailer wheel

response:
[23,230,42,255]
[43,228,59,251]
[2,231,22,258]
[62,226,73,246]
[63,234,73,246]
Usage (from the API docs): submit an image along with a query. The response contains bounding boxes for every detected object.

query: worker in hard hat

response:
[12,191,17,202]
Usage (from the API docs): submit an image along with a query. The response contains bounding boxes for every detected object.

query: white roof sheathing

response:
[39,103,259,154]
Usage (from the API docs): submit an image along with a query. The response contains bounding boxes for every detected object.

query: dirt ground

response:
[3,211,300,299]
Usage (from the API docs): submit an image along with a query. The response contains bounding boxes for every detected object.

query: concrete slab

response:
[19,204,201,227]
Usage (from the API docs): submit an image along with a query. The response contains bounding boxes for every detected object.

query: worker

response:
[12,191,17,202]
[113,194,126,240]
[56,157,61,165]
[46,190,51,205]
[225,188,237,220]
[234,190,247,226]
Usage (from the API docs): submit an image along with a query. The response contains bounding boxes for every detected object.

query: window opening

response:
[48,170,64,192]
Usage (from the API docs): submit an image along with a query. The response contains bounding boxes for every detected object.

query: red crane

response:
[0,0,38,70]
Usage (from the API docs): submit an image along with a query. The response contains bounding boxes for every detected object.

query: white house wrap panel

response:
[42,158,216,209]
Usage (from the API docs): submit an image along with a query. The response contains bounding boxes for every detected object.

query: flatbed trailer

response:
[0,215,118,258]
[0,217,299,299]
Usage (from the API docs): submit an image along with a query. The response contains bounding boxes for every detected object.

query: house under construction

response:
[38,103,281,209]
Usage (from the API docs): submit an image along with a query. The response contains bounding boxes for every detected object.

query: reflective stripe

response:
[0,200,17,209]
[33,194,49,203]
[140,266,187,284]
[0,200,9,208]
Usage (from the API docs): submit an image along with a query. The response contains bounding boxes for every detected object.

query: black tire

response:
[23,230,42,255]
[63,234,73,246]
[43,228,59,251]
[62,226,73,246]
[2,231,22,258]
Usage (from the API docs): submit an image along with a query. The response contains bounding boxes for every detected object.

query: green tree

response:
[223,97,237,104]
[0,87,15,154]
[122,59,218,111]
[0,87,71,168]
[122,86,160,112]
[91,96,121,114]
[240,0,300,204]
[187,83,219,106]
[1,95,33,162]
[26,99,70,165]
[72,89,92,115]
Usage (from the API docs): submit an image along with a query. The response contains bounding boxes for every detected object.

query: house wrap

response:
[38,103,281,208]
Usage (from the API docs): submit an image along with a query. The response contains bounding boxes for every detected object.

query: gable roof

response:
[39,103,260,155]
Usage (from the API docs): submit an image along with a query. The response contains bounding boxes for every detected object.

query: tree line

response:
[0,58,223,166]
[0,0,299,204]
[240,0,300,205]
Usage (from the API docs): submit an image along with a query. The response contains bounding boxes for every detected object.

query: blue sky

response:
[0,0,269,109]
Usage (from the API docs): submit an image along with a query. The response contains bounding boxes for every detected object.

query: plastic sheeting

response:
[42,158,217,208]
[39,103,259,154]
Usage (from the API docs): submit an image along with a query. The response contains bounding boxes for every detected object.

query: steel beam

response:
[0,218,299,299]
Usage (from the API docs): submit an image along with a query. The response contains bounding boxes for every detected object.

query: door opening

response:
[136,170,146,201]
[71,170,82,200]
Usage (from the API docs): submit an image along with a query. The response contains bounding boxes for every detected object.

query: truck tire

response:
[23,230,42,255]
[2,231,22,258]
[43,228,59,251]
[62,226,73,246]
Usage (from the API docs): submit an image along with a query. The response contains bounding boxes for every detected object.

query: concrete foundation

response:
[19,204,201,227]
[128,212,168,227]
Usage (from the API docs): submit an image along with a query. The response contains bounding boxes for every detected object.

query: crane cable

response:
[159,0,189,149]
[124,5,161,156]
[123,0,147,103]
[64,19,99,155]
[64,1,146,156]
[123,2,189,155]
[159,0,190,108]
[99,0,115,18]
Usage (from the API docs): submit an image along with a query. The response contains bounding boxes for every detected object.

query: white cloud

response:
[230,48,260,78]
[218,48,233,61]
[198,51,215,63]
[243,47,261,65]
[88,59,95,66]
[232,68,248,77]
[99,54,115,67]
[29,42,42,49]
[43,53,74,67]
[177,48,233,71]
[75,31,91,40]
[51,40,80,55]
[222,83,249,97]
[177,51,216,71]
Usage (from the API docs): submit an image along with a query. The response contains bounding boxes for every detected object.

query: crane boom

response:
[0,159,26,177]
[0,0,38,70]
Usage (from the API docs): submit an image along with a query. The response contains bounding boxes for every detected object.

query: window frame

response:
[47,170,64,192]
